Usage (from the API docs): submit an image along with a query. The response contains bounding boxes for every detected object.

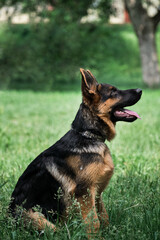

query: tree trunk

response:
[124,0,160,88]
[138,23,160,87]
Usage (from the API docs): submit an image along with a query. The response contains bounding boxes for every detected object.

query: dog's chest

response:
[75,145,114,191]
[66,143,114,195]
[96,151,114,192]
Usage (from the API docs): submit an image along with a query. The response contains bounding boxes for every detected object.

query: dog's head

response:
[80,68,142,140]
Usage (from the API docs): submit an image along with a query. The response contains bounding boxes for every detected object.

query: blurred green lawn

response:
[0,89,160,239]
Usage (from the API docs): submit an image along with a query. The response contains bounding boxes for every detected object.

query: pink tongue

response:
[124,109,141,119]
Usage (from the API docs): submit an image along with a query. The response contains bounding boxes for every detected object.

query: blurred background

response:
[0,0,159,91]
[0,1,160,239]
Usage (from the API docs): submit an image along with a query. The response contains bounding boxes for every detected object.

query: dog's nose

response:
[136,88,142,94]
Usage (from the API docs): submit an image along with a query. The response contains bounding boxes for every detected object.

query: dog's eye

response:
[110,89,117,97]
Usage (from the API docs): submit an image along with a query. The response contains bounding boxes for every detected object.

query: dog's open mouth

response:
[112,108,141,122]
[114,108,141,119]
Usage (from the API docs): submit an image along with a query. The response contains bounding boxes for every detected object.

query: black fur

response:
[9,125,104,219]
[9,70,142,225]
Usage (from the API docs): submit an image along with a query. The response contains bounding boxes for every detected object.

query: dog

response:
[9,68,142,234]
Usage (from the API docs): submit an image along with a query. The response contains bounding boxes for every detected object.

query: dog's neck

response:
[71,103,115,142]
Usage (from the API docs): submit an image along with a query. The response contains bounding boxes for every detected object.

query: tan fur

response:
[23,209,56,231]
[96,194,109,226]
[46,162,76,195]
[98,98,119,112]
[66,147,114,234]
[75,152,113,235]
[97,151,114,192]
[97,98,120,141]
[80,151,114,189]
[98,113,116,141]
[67,155,81,172]
[77,187,100,236]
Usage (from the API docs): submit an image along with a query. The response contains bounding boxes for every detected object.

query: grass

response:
[0,88,160,239]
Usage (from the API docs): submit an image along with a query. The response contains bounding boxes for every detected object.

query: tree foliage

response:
[0,0,94,21]
[0,0,159,89]
[0,0,113,90]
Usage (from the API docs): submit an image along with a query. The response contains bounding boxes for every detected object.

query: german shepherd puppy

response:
[9,69,142,234]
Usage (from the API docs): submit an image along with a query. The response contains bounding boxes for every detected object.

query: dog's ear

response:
[80,69,98,101]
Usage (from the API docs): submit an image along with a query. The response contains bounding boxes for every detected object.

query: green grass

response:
[0,89,160,239]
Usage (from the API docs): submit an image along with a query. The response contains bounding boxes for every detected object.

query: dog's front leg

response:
[23,209,56,232]
[96,193,109,226]
[77,188,100,236]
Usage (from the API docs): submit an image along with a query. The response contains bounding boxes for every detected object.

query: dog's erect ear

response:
[80,68,98,97]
